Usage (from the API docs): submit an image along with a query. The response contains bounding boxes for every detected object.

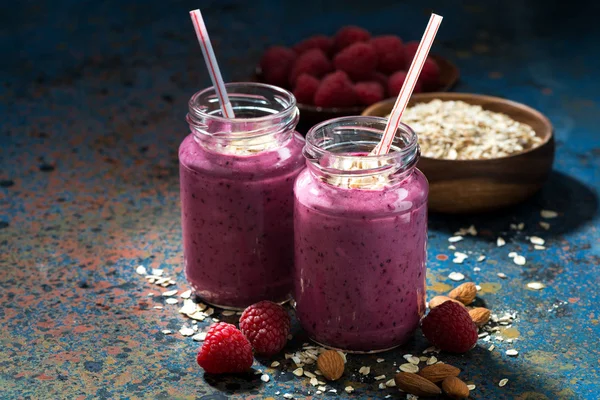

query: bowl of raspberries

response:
[257,25,459,132]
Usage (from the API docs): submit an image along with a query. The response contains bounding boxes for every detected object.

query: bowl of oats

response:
[362,92,554,213]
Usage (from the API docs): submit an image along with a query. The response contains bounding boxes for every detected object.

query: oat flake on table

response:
[401,100,541,160]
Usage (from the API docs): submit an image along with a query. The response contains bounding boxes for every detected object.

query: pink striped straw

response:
[189,9,235,118]
[371,14,443,155]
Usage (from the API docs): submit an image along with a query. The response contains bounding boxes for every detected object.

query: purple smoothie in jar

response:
[179,83,304,309]
[293,116,428,352]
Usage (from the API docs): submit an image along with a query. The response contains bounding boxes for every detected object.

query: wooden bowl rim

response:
[361,92,554,163]
[255,54,459,114]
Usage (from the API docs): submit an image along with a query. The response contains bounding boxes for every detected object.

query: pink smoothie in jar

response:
[179,83,304,309]
[293,116,428,352]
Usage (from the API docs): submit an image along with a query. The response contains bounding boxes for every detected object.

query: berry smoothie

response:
[293,116,428,352]
[180,83,304,309]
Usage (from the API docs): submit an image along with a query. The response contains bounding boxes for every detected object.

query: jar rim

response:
[188,82,297,123]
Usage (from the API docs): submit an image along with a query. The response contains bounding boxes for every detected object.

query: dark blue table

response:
[1,1,599,399]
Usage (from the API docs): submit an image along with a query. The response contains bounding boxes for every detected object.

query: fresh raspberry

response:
[334,25,371,51]
[419,58,440,90]
[289,48,333,86]
[293,35,334,55]
[370,35,405,74]
[314,71,358,108]
[333,42,378,81]
[354,81,385,105]
[388,70,422,97]
[421,301,478,353]
[196,322,254,374]
[239,301,291,356]
[366,71,389,92]
[293,74,320,105]
[260,46,297,88]
[404,41,420,67]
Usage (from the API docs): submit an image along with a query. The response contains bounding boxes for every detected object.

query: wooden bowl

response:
[256,54,459,133]
[362,92,555,213]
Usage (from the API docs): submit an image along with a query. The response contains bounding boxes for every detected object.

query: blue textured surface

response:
[1,1,599,399]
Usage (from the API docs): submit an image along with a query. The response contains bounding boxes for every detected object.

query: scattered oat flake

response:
[513,255,526,265]
[499,378,509,387]
[376,358,385,363]
[541,210,558,219]
[165,298,178,305]
[489,345,495,351]
[534,245,546,250]
[337,351,347,363]
[473,267,481,273]
[161,330,172,334]
[407,395,419,400]
[508,252,517,258]
[153,306,163,309]
[399,363,419,373]
[180,290,192,299]
[222,310,236,316]
[477,255,486,262]
[497,272,507,279]
[261,374,270,382]
[151,268,163,276]
[283,394,293,399]
[506,349,519,356]
[310,377,319,386]
[448,272,465,281]
[292,368,304,377]
[408,356,420,365]
[476,284,482,291]
[427,356,437,365]
[467,384,476,390]
[530,236,545,245]
[539,221,550,230]
[179,299,197,315]
[374,375,386,381]
[378,383,386,389]
[359,366,371,375]
[192,332,206,341]
[135,265,147,275]
[344,386,354,393]
[423,346,438,354]
[527,282,546,290]
[497,237,506,247]
[162,289,178,297]
[271,361,280,368]
[205,308,215,316]
[304,371,316,379]
[448,235,463,243]
[448,245,456,250]
[179,326,194,336]
[318,386,326,392]
[386,378,396,387]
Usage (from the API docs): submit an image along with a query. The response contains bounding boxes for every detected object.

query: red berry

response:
[260,46,297,88]
[366,71,389,93]
[239,301,291,356]
[333,42,378,81]
[388,70,422,97]
[196,322,254,374]
[293,35,334,55]
[289,48,333,86]
[314,71,358,108]
[354,81,385,105]
[370,35,405,74]
[293,74,320,105]
[404,41,420,68]
[419,58,440,90]
[334,25,371,51]
[421,301,479,353]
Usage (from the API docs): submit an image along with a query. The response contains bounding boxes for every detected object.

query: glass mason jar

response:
[293,116,429,352]
[179,82,305,309]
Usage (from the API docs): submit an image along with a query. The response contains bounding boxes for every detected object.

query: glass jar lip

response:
[305,115,419,160]
[188,82,297,123]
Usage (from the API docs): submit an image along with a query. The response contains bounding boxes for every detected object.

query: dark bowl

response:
[362,92,555,213]
[256,54,460,133]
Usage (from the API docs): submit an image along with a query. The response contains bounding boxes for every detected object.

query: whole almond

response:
[442,376,470,399]
[316,350,344,381]
[394,372,442,397]
[448,282,477,305]
[418,363,461,383]
[469,307,491,326]
[428,296,465,309]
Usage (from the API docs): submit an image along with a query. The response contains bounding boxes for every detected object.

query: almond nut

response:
[394,372,442,397]
[442,376,470,399]
[448,282,477,305]
[469,307,491,327]
[417,363,461,383]
[316,350,344,381]
[428,295,465,309]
